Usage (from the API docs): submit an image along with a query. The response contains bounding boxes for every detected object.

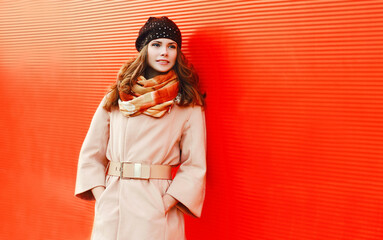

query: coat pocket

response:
[149,180,170,214]
[95,175,111,211]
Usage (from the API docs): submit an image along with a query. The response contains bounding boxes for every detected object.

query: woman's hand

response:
[162,193,179,213]
[91,186,106,201]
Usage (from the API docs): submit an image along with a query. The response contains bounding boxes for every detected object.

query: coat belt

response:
[107,161,173,180]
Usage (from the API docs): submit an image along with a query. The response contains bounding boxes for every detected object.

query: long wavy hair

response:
[103,44,205,111]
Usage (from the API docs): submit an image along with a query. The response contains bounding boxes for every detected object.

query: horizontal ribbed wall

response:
[0,1,382,239]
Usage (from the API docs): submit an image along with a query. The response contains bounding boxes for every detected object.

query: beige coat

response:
[75,96,206,240]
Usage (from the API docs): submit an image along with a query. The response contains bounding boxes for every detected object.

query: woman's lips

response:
[157,60,169,65]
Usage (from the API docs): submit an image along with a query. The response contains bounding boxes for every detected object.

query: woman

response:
[75,16,206,240]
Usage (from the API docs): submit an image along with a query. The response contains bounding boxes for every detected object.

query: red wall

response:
[1,1,383,239]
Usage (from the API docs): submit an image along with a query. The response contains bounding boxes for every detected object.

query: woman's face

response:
[146,38,178,75]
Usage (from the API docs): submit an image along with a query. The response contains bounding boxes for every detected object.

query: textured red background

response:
[1,1,383,239]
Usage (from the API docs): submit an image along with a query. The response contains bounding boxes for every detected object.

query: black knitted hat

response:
[135,16,182,52]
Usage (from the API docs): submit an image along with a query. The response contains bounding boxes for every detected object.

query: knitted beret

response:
[135,16,182,52]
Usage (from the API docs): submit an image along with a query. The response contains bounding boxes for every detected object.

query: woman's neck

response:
[144,67,167,79]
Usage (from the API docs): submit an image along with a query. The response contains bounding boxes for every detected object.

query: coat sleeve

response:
[166,105,207,218]
[74,96,110,200]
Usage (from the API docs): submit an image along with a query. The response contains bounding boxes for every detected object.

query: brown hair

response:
[103,44,205,111]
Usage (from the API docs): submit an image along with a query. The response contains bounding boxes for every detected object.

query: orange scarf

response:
[118,70,179,118]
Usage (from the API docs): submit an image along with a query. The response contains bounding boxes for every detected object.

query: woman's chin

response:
[155,66,172,73]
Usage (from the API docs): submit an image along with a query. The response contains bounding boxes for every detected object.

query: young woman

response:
[75,16,206,240]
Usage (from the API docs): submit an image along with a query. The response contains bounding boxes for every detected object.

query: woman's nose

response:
[160,46,168,56]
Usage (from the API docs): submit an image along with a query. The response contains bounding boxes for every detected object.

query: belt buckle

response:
[121,162,150,180]
[119,162,125,178]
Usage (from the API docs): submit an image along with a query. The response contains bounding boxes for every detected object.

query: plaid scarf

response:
[118,70,179,118]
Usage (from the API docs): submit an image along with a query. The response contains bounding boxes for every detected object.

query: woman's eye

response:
[169,45,176,49]
[152,43,160,47]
